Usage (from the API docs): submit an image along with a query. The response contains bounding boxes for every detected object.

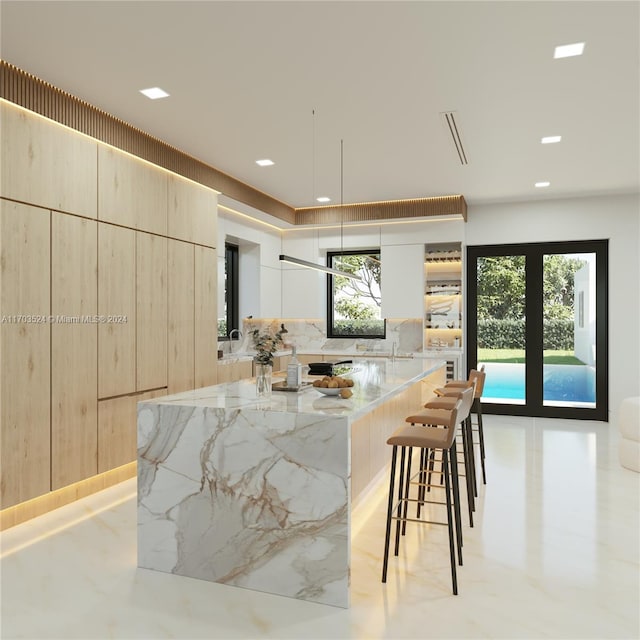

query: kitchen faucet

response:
[228,329,242,352]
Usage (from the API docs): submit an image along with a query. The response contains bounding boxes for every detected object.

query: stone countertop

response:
[217,347,462,363]
[140,357,445,421]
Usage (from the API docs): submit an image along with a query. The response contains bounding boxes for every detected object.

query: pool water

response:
[480,362,596,404]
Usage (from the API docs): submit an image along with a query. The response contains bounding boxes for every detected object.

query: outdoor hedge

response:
[477,318,574,350]
[332,319,386,336]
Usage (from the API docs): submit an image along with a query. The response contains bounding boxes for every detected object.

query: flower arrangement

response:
[250,323,288,365]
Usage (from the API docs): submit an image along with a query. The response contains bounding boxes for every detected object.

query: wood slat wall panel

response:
[294,195,467,225]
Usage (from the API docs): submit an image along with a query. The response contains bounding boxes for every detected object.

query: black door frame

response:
[466,240,609,421]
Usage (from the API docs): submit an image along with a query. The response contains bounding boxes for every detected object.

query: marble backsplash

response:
[228,318,423,355]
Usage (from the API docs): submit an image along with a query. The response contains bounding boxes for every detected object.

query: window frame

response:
[466,239,609,421]
[326,248,386,339]
[219,242,239,340]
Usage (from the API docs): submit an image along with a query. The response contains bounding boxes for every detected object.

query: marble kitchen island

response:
[137,358,445,608]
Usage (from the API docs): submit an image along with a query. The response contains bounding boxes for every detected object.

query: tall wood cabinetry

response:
[51,213,98,489]
[0,101,218,516]
[424,243,463,380]
[0,200,51,505]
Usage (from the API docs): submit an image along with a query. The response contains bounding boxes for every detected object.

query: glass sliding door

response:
[476,255,527,405]
[542,252,597,409]
[467,241,608,421]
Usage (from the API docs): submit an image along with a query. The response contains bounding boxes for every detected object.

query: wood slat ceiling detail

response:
[1,61,466,227]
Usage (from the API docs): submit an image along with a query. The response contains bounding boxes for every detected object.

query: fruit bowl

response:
[315,387,342,396]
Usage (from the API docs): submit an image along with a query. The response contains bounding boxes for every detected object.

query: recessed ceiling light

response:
[535,181,551,188]
[554,42,585,59]
[541,135,562,144]
[256,159,274,167]
[139,87,170,100]
[316,197,331,203]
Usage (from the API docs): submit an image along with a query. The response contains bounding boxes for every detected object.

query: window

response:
[327,249,385,338]
[218,243,239,339]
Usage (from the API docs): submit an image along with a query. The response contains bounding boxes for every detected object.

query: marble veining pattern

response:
[137,358,442,608]
[138,403,350,607]
[233,318,423,356]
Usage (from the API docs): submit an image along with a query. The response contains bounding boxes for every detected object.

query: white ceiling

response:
[1,1,639,210]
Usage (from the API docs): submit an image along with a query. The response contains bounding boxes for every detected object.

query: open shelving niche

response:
[424,242,463,381]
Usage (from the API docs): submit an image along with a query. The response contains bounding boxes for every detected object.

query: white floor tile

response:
[1,415,638,639]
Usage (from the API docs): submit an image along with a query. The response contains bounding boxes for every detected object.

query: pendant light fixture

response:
[280,114,361,282]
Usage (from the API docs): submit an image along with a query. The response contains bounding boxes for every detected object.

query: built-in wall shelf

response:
[424,243,463,349]
[424,243,463,380]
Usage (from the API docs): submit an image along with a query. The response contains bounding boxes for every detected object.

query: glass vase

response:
[255,362,273,397]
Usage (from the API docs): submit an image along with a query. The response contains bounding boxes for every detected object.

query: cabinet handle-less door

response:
[0,200,51,508]
[195,246,217,388]
[51,212,98,490]
[136,232,168,391]
[98,223,136,398]
[168,239,194,394]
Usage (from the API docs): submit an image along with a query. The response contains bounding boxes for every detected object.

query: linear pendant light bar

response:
[279,255,362,281]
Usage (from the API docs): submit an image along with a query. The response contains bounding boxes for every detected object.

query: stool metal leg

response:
[475,399,487,484]
[393,446,406,556]
[401,446,413,536]
[466,415,478,499]
[450,439,464,565]
[442,449,458,595]
[381,446,398,583]
[460,419,474,527]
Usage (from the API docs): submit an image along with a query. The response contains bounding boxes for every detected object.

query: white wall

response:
[466,193,640,414]
[280,219,465,320]
[220,193,640,417]
[573,263,595,366]
[217,203,282,323]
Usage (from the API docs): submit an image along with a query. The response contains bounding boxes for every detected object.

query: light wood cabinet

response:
[98,223,136,398]
[98,145,168,235]
[0,200,51,508]
[1,102,98,218]
[136,232,168,391]
[168,240,195,394]
[217,359,253,384]
[1,103,219,523]
[98,388,168,473]
[168,174,217,247]
[97,394,137,474]
[51,212,98,490]
[195,246,218,388]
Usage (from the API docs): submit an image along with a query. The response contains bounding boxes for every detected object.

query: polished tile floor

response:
[1,415,639,639]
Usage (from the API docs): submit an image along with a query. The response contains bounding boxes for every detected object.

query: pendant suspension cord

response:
[312,109,316,204]
[340,138,344,257]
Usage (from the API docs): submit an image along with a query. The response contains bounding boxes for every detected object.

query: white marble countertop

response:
[141,357,445,422]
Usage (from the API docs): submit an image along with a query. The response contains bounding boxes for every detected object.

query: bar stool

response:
[424,386,476,526]
[442,368,487,484]
[381,400,463,595]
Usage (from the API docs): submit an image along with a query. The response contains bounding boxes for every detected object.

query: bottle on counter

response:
[287,345,302,388]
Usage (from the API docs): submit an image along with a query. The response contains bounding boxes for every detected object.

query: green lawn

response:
[477,348,586,365]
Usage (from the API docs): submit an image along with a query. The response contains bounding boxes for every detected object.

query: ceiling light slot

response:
[440,111,468,165]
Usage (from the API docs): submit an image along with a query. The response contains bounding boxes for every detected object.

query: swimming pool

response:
[480,362,596,405]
